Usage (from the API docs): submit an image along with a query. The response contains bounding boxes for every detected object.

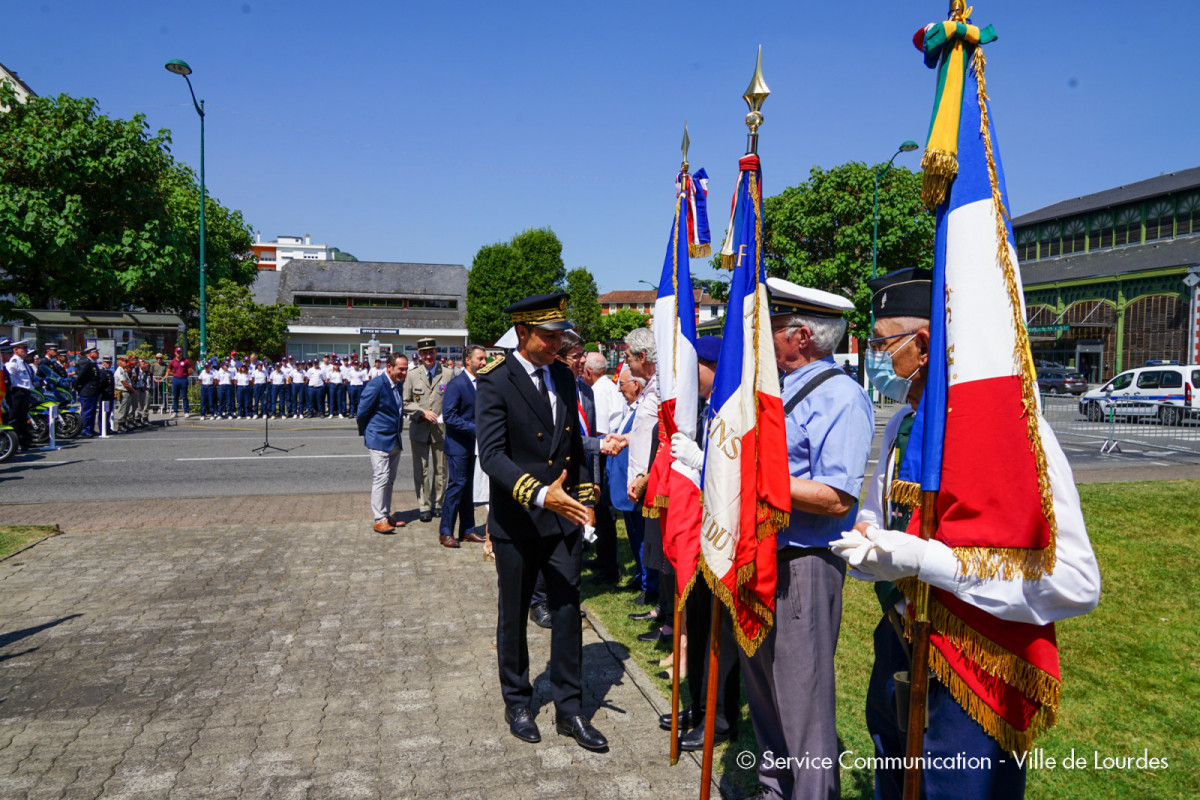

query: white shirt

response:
[252,368,268,385]
[328,369,344,384]
[270,370,286,385]
[4,354,34,390]
[216,368,233,385]
[626,372,660,489]
[307,367,325,387]
[510,349,561,509]
[348,368,365,386]
[856,407,1101,626]
[234,372,251,387]
[589,373,623,435]
[199,369,214,386]
[368,367,383,380]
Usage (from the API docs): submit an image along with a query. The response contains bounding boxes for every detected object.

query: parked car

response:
[1038,370,1088,395]
[1079,364,1200,425]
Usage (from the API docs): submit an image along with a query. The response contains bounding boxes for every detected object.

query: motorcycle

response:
[0,422,17,463]
[32,379,82,441]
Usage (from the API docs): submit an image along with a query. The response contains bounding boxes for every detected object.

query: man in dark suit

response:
[357,353,410,534]
[75,346,103,438]
[439,344,488,548]
[477,293,618,753]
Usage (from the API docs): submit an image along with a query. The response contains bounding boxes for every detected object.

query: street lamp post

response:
[165,59,207,364]
[871,140,920,285]
[636,279,659,291]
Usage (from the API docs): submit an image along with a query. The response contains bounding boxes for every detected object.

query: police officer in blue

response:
[476,292,607,753]
[739,278,875,800]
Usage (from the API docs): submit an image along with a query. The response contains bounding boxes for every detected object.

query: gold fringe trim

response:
[888,479,921,510]
[676,568,701,609]
[720,252,737,270]
[641,505,660,519]
[698,556,773,658]
[971,49,1058,580]
[757,502,789,543]
[689,243,711,259]
[953,544,1056,583]
[650,494,670,509]
[899,591,1061,709]
[920,149,958,208]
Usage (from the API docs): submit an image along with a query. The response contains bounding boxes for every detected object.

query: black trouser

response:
[7,386,32,448]
[493,531,583,718]
[685,577,742,734]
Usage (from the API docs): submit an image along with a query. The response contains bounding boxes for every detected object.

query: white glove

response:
[582,524,598,544]
[670,432,704,471]
[831,525,929,582]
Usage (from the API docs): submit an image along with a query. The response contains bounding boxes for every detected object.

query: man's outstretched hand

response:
[543,470,590,527]
[600,433,628,456]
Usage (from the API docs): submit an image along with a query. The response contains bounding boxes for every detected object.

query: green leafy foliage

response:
[0,85,255,319]
[465,227,567,344]
[203,278,299,360]
[599,308,649,342]
[565,267,602,343]
[760,163,934,338]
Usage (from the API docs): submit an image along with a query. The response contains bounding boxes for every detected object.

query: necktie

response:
[536,368,553,419]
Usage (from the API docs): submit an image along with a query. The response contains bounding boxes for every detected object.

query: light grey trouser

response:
[114,392,134,429]
[740,549,846,800]
[369,444,403,522]
[135,389,150,419]
[411,435,447,513]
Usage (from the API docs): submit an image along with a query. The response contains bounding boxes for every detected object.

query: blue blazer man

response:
[357,371,405,452]
[440,368,483,544]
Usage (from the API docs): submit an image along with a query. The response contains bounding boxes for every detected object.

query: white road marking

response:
[176,454,369,462]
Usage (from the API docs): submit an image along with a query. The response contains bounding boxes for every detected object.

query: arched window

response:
[1040,222,1062,258]
[1178,194,1200,236]
[1145,199,1174,241]
[1062,217,1087,254]
[1089,211,1115,250]
[1016,227,1038,262]
[1114,206,1141,246]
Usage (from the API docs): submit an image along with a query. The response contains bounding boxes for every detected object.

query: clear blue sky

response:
[8,1,1198,293]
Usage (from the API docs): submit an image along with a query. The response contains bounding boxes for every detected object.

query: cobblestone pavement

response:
[0,511,708,799]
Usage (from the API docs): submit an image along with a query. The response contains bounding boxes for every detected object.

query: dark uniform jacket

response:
[75,357,103,398]
[477,355,594,542]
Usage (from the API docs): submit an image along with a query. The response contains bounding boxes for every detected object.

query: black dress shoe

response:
[432,507,442,518]
[628,609,658,621]
[419,512,433,523]
[555,714,608,752]
[528,604,552,629]
[505,707,541,743]
[658,706,698,732]
[636,628,665,643]
[679,723,734,751]
[632,591,658,606]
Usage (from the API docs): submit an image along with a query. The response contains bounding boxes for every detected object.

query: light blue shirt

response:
[779,356,875,548]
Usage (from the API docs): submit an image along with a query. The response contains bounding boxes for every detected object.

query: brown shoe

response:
[388,514,407,528]
[461,531,486,544]
[374,520,397,534]
[439,534,461,549]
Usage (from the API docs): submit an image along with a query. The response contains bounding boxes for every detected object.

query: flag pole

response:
[670,121,691,768]
[902,489,939,800]
[699,47,770,800]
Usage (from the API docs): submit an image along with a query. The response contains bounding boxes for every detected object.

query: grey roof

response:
[250,270,281,305]
[275,260,468,330]
[1013,166,1200,228]
[0,60,36,99]
[1021,235,1200,287]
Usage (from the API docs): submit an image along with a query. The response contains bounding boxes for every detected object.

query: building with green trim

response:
[1014,167,1200,383]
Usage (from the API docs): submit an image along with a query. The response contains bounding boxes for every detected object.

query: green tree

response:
[760,162,934,340]
[565,267,602,343]
[0,86,255,318]
[204,278,299,360]
[599,309,650,342]
[465,227,567,344]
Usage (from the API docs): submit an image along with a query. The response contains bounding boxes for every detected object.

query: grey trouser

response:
[369,444,403,522]
[740,548,846,800]
[114,392,133,429]
[135,389,149,419]
[411,434,446,513]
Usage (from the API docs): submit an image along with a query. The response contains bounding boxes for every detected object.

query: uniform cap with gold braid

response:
[503,292,574,331]
[416,337,437,351]
[765,277,854,319]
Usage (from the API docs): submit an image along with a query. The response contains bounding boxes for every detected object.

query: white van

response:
[1079,363,1199,425]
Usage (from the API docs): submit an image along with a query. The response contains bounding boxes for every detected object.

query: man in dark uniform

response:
[38,343,68,382]
[476,293,608,752]
[75,346,103,438]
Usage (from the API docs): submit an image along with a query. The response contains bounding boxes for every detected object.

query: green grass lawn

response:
[0,525,58,559]
[582,481,1200,799]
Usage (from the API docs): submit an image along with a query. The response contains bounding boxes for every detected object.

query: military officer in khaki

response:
[403,337,455,522]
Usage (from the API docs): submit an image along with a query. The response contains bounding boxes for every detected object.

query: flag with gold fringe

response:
[700,153,790,656]
[892,8,1064,755]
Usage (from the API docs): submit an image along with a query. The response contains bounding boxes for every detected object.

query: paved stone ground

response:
[0,510,709,799]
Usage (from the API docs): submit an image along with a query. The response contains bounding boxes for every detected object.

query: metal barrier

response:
[1040,393,1200,454]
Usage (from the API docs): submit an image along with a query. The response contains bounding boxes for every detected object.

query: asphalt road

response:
[1,416,408,503]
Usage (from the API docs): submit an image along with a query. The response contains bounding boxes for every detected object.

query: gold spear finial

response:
[743,45,770,134]
[681,121,691,172]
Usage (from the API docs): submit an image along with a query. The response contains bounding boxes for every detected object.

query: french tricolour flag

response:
[652,170,704,600]
[701,154,790,655]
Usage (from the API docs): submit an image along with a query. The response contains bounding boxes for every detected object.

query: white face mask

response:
[865,334,920,402]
